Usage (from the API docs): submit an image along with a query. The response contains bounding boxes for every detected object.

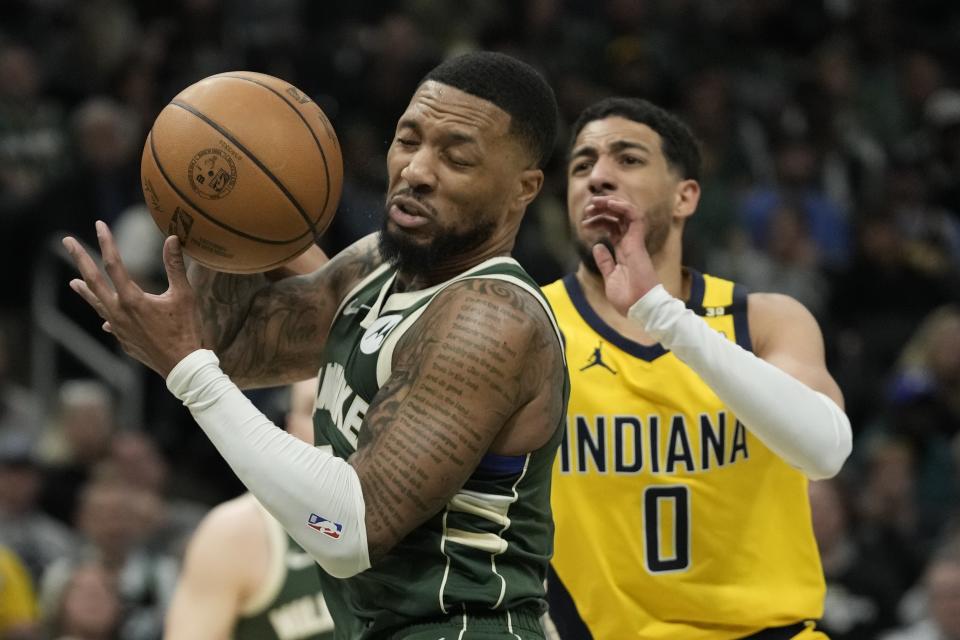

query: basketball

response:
[140,71,342,273]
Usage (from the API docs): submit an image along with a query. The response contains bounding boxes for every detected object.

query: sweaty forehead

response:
[399,80,511,138]
[574,116,662,154]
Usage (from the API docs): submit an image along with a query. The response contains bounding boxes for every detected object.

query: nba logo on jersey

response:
[307,514,343,539]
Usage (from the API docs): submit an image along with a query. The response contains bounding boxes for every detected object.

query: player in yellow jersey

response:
[543,97,853,640]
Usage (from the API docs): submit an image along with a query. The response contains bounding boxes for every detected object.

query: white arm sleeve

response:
[166,349,370,578]
[628,285,852,480]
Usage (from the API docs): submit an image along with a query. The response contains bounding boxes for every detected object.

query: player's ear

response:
[674,179,700,220]
[514,167,544,211]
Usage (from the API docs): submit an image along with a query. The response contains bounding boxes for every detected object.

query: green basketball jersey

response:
[234,501,335,640]
[311,257,566,639]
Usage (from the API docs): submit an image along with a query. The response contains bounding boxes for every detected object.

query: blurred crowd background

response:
[2,1,960,639]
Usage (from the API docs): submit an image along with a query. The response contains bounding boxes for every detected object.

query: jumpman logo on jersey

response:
[580,342,617,374]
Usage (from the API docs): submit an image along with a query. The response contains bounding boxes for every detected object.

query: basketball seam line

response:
[148,130,308,245]
[170,99,319,239]
[214,73,336,234]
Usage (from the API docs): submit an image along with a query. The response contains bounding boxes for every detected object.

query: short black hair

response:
[421,51,558,168]
[569,97,701,181]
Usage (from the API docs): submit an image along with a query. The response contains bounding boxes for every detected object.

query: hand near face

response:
[587,195,661,315]
[63,221,203,377]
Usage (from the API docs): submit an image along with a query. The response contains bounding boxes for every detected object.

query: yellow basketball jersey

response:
[544,270,825,640]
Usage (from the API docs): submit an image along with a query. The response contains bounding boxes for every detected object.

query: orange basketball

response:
[140,71,342,273]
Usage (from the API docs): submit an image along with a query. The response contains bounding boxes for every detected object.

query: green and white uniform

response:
[311,257,566,639]
[234,499,335,640]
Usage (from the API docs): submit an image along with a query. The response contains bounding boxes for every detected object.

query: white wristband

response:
[628,286,852,479]
[167,350,370,577]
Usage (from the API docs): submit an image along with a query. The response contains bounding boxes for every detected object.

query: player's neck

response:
[393,244,513,292]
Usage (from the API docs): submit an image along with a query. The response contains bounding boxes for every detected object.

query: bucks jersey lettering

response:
[544,270,825,640]
[311,257,566,640]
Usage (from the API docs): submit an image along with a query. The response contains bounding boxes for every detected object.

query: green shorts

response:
[390,608,545,640]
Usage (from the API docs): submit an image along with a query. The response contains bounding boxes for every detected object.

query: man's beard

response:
[576,204,671,275]
[577,237,612,276]
[378,208,497,277]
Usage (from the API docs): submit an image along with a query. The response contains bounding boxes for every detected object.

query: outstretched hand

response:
[62,221,203,378]
[587,196,661,315]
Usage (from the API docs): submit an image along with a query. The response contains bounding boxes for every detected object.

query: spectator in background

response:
[0,41,69,309]
[828,202,960,424]
[320,118,388,251]
[41,479,177,640]
[0,430,76,588]
[679,66,759,267]
[829,210,959,428]
[0,326,43,439]
[810,478,902,639]
[799,37,887,213]
[889,305,960,440]
[0,543,39,640]
[883,146,960,281]
[856,437,927,592]
[349,12,440,136]
[97,430,205,558]
[44,561,122,640]
[43,97,143,248]
[924,89,960,215]
[896,51,946,144]
[881,306,960,542]
[709,200,830,317]
[881,536,960,640]
[38,379,115,525]
[740,129,851,268]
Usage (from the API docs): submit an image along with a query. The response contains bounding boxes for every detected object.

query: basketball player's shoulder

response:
[746,292,825,353]
[424,276,556,345]
[180,494,268,596]
[319,233,384,299]
[746,291,812,316]
[409,277,566,436]
[194,494,267,554]
[405,276,564,395]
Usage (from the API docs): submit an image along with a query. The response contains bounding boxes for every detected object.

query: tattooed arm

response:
[349,278,566,560]
[159,276,563,574]
[189,234,382,388]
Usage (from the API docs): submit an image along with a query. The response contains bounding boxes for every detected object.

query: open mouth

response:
[583,212,621,225]
[582,211,625,236]
[389,200,430,228]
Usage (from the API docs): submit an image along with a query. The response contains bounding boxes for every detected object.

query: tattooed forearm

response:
[186,234,383,387]
[219,278,327,386]
[352,279,562,560]
[188,265,269,354]
[187,265,322,385]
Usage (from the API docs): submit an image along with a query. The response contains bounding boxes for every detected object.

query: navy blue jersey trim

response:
[686,267,705,310]
[562,274,667,361]
[732,283,753,352]
[475,452,527,476]
[547,564,594,640]
[562,270,705,363]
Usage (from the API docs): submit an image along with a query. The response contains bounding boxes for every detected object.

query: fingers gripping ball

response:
[140,72,343,273]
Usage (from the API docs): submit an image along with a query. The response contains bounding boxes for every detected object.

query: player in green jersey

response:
[63,52,567,639]
[164,380,334,640]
